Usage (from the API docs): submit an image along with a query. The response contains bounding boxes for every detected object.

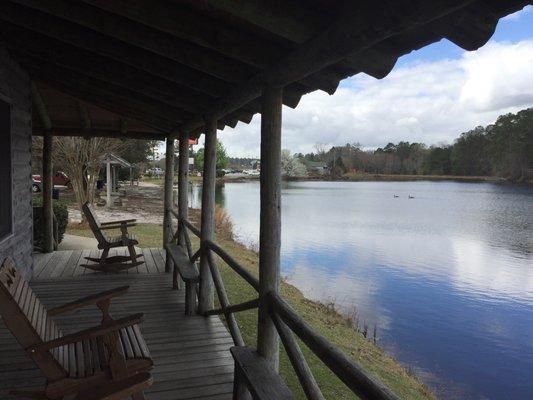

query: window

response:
[0,99,12,240]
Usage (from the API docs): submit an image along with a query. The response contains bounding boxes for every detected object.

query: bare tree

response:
[313,142,329,160]
[54,136,120,223]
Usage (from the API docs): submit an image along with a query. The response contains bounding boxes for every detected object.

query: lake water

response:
[190,180,533,399]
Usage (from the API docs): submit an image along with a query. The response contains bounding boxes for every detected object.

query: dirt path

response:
[66,181,168,224]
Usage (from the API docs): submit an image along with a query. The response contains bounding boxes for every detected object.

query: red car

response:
[32,171,71,192]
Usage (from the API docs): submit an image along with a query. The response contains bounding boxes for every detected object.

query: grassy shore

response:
[67,222,434,399]
[311,172,506,183]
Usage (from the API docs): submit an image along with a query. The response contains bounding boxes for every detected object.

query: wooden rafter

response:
[178,0,496,133]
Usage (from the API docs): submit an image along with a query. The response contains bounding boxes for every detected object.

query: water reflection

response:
[190,181,533,399]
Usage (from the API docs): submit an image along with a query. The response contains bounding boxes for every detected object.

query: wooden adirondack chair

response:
[0,257,153,400]
[81,202,144,272]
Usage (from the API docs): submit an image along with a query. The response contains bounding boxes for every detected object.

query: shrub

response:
[214,205,233,240]
[33,197,69,249]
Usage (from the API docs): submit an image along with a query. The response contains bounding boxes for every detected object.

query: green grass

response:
[139,175,203,186]
[67,223,164,248]
[66,223,434,400]
[342,172,502,182]
[139,176,164,186]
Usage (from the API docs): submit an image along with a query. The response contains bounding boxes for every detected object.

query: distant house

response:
[305,161,329,175]
[251,159,261,170]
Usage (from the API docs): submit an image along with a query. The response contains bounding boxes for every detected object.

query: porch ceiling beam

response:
[0,6,304,110]
[4,36,210,115]
[9,0,256,84]
[179,0,476,133]
[0,5,228,99]
[1,26,257,128]
[33,79,176,134]
[193,0,423,79]
[77,101,92,131]
[193,0,324,44]
[33,127,166,141]
[30,81,52,130]
[17,54,193,125]
[28,67,247,134]
[79,0,340,94]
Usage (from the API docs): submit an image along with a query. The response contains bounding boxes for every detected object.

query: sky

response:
[202,5,533,157]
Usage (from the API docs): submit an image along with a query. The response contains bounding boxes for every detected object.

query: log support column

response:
[42,129,54,253]
[199,119,217,314]
[106,161,112,208]
[257,84,283,370]
[175,130,190,289]
[32,82,54,253]
[163,136,175,273]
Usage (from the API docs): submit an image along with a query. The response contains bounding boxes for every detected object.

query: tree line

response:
[296,108,533,181]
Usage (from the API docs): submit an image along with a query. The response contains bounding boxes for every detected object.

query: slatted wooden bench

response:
[164,242,199,315]
[0,257,153,400]
[231,346,293,400]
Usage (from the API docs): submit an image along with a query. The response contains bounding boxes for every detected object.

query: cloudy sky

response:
[207,6,533,157]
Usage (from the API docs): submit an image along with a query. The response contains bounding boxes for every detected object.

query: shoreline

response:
[65,222,435,399]
[216,173,531,184]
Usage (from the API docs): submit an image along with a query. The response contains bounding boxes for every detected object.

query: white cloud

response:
[501,4,532,20]
[213,39,533,157]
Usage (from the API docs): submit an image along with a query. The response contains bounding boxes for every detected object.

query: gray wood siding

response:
[0,46,33,278]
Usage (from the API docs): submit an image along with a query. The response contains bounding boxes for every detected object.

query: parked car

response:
[32,171,72,192]
[32,175,42,192]
[145,167,164,176]
[53,171,71,187]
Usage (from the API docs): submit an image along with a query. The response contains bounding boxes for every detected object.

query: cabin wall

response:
[0,46,33,278]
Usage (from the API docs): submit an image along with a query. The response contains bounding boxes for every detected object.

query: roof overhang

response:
[1,0,528,139]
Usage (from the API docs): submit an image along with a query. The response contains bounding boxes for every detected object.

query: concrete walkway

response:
[57,234,98,250]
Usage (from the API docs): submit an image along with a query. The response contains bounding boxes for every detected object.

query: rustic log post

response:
[198,119,217,314]
[163,136,175,273]
[42,129,54,253]
[257,84,283,370]
[31,82,54,253]
[106,161,112,208]
[174,130,190,289]
[177,131,189,242]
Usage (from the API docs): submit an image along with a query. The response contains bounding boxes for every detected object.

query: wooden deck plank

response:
[151,248,166,273]
[0,269,234,399]
[62,249,83,277]
[144,248,158,274]
[138,248,149,274]
[32,252,53,276]
[49,249,74,278]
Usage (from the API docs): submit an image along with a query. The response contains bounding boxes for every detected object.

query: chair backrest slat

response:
[82,202,109,244]
[0,258,67,380]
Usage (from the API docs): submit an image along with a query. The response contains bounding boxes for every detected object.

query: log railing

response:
[168,210,201,305]
[166,214,399,400]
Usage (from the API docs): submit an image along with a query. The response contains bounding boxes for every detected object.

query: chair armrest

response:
[76,372,153,400]
[99,223,136,230]
[48,286,130,316]
[101,219,137,226]
[28,313,144,353]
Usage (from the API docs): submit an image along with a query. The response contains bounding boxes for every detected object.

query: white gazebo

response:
[101,153,133,208]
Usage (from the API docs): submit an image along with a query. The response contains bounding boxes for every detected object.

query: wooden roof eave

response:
[178,0,528,135]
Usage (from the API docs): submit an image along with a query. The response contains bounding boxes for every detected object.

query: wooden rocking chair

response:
[81,202,144,272]
[0,257,153,400]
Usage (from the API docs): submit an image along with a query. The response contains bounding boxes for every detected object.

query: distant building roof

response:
[101,153,132,168]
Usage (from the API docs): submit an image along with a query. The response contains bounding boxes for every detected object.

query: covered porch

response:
[0,1,528,399]
[0,271,235,400]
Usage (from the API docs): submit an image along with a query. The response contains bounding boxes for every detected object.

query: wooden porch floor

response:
[33,248,170,279]
[0,250,234,400]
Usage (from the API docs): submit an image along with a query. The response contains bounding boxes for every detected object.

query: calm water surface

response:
[190,181,533,399]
